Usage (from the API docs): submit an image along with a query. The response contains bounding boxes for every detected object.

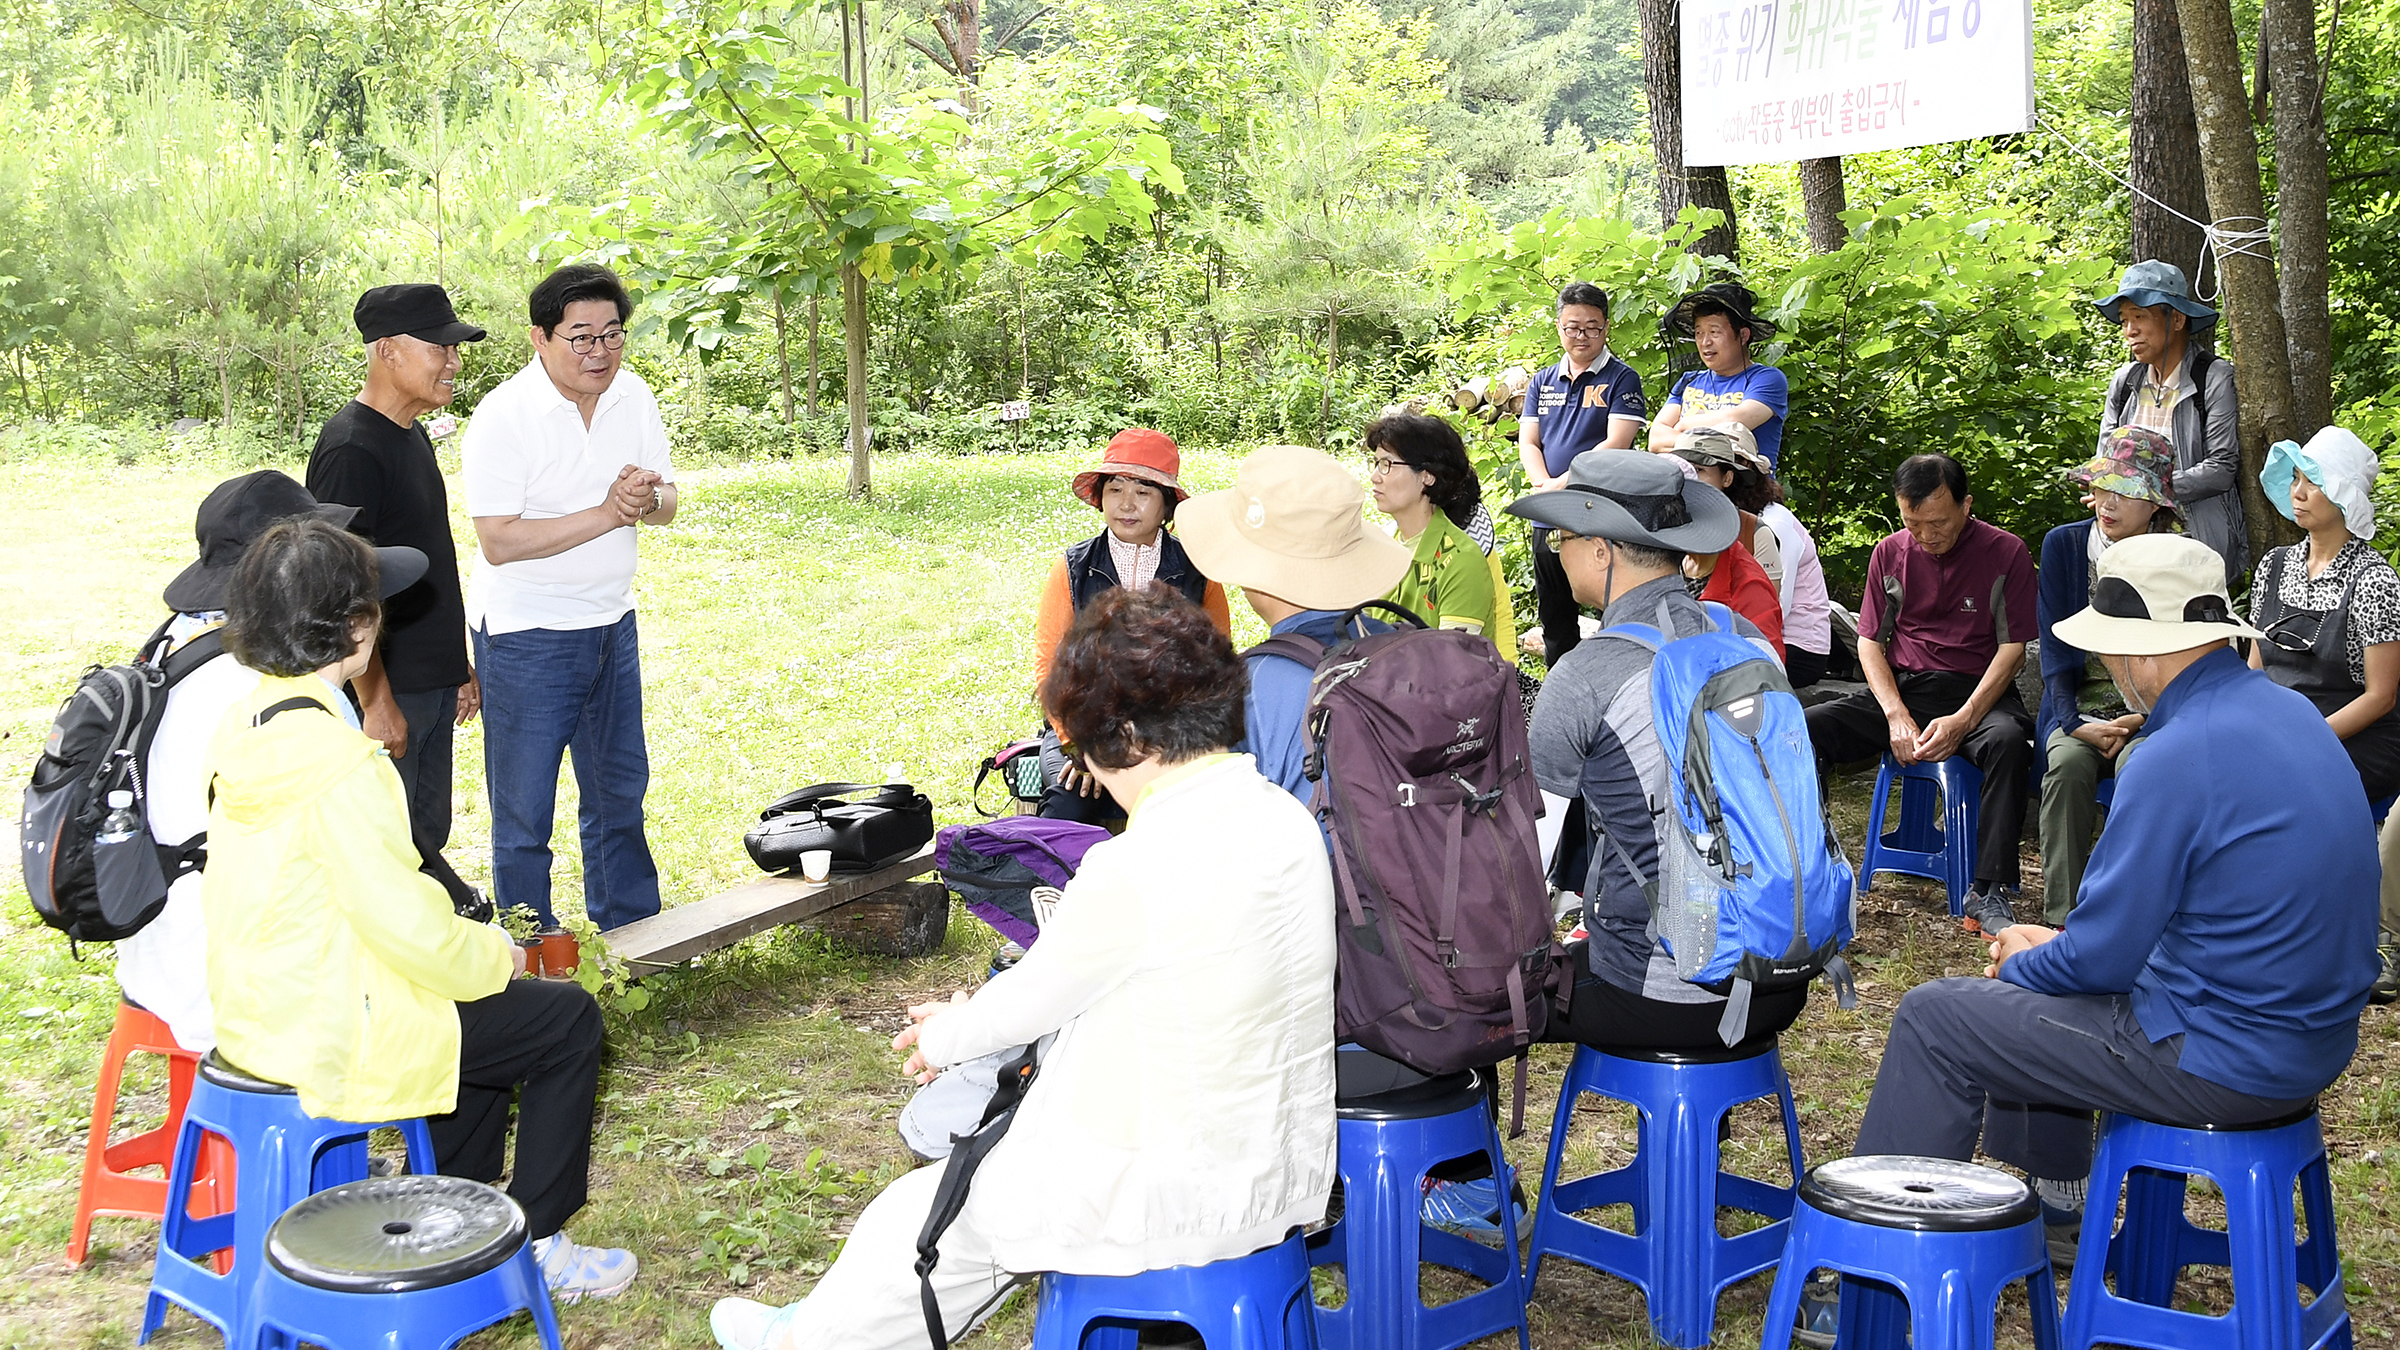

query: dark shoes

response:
[1962,881,2021,937]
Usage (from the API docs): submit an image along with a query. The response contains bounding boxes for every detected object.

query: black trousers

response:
[429,978,606,1239]
[1855,978,2312,1181]
[1785,646,1829,690]
[1531,529,1584,668]
[1541,961,1809,1052]
[1804,670,2034,886]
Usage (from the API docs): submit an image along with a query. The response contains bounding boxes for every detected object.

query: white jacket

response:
[915,753,1338,1275]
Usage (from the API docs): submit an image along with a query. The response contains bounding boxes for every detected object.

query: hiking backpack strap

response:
[1244,633,1328,668]
[914,1044,1039,1350]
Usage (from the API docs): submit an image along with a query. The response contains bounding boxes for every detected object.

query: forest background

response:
[1,0,2398,591]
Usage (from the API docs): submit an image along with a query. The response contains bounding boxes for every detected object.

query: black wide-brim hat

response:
[164,470,427,611]
[1663,282,1778,343]
[1505,449,1741,554]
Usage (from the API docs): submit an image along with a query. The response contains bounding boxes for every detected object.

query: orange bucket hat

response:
[1071,428,1186,509]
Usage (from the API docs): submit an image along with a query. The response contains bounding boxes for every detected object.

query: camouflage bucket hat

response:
[2075,426,2178,512]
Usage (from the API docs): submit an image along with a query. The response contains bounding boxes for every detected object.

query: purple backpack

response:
[1253,604,1567,1131]
[934,817,1111,949]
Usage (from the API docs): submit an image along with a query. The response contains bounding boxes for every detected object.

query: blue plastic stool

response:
[1035,1229,1320,1350]
[1525,1039,1804,1347]
[2061,1104,2349,1350]
[1862,754,1982,918]
[1757,1155,2061,1350]
[253,1176,562,1350]
[142,1052,437,1348]
[1304,1067,1528,1350]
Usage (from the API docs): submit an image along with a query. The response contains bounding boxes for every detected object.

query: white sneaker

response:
[533,1231,639,1302]
[712,1296,800,1350]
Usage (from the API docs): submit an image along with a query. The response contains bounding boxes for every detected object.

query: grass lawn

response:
[0,439,2394,1348]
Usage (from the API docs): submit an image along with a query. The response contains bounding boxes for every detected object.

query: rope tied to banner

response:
[2032,112,2272,304]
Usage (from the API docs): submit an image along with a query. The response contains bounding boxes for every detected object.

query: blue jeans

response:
[473,613,661,931]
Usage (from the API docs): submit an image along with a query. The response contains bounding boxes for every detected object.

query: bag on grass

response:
[21,617,221,947]
[743,781,934,876]
[1258,601,1566,1133]
[933,816,1110,950]
[969,736,1049,817]
[1596,599,1858,1046]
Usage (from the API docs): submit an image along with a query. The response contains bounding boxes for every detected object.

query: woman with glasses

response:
[1364,411,1502,645]
[2248,426,2400,804]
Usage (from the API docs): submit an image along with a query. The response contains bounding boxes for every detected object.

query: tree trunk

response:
[932,0,980,108]
[806,294,821,418]
[1636,0,1739,259]
[2264,0,2332,434]
[2175,0,2299,565]
[774,288,795,425]
[1322,311,1338,439]
[1799,157,1848,252]
[843,263,870,497]
[2132,0,2213,294]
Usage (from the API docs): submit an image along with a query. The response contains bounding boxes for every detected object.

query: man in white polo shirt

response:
[463,264,677,932]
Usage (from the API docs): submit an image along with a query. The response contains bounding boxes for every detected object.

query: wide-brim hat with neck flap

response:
[1072,428,1187,508]
[1663,282,1778,343]
[1174,444,1410,611]
[1505,449,1741,554]
[164,470,427,612]
[2052,533,2263,657]
[2094,260,2219,335]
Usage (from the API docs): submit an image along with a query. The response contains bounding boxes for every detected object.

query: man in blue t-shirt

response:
[1517,281,1646,665]
[1649,282,1791,468]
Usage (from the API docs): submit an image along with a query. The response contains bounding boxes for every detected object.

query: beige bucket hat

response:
[1175,445,1410,611]
[2052,533,2264,657]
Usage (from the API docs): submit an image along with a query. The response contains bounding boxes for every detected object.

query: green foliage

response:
[1769,200,2116,580]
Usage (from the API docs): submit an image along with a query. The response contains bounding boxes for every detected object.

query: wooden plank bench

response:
[607,844,940,976]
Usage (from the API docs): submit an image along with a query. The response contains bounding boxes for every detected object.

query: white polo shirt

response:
[461,359,676,635]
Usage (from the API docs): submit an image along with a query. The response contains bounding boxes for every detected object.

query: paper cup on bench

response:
[800,849,833,884]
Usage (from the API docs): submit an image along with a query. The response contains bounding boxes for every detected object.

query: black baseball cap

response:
[164,471,428,611]
[354,284,488,345]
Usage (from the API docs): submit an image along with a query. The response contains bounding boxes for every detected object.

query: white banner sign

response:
[1679,0,2033,167]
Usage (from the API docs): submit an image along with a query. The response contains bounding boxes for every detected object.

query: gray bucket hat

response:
[1504,449,1740,553]
[2095,260,2218,335]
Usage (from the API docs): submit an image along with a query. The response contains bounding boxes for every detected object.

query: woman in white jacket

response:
[713,586,1340,1350]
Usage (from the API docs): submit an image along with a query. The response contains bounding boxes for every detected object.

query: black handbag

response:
[744,782,935,877]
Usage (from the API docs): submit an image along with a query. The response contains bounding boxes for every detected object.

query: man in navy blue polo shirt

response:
[1518,281,1646,664]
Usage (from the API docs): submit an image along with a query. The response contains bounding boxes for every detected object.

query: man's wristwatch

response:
[642,485,663,518]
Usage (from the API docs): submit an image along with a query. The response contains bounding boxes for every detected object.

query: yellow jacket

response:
[202,676,513,1121]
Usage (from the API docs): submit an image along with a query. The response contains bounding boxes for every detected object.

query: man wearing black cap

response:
[307,284,487,910]
[119,472,429,1057]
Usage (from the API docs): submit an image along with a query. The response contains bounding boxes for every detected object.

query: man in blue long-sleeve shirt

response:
[1855,535,2380,1256]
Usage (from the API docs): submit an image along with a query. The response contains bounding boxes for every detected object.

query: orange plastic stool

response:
[68,1001,232,1270]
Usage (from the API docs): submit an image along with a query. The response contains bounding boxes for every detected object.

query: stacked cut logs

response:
[1445,366,1531,423]
[1378,366,1531,430]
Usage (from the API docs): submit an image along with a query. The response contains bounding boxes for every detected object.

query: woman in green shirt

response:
[1365,412,1501,645]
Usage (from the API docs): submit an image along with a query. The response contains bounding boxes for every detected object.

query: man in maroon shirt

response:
[1807,453,2038,936]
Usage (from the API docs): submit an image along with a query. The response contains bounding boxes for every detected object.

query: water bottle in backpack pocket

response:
[1604,601,1859,1045]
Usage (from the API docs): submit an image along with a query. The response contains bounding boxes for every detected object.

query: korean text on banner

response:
[1678,0,2033,167]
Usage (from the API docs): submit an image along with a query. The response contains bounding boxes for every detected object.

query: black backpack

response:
[20,617,221,946]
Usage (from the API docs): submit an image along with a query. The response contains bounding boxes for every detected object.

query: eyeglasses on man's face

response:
[556,328,628,355]
[1558,323,1606,339]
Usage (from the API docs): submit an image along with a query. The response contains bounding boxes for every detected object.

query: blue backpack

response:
[1603,601,1858,1044]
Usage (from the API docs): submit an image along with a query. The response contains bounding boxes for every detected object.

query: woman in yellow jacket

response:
[1364,412,1505,645]
[205,517,635,1302]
